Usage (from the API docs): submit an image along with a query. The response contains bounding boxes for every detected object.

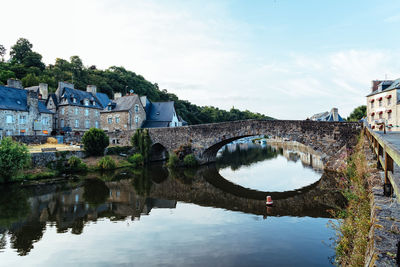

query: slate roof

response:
[59,87,110,109]
[325,113,345,122]
[366,79,400,97]
[142,121,170,128]
[147,101,175,121]
[0,85,53,113]
[101,95,138,113]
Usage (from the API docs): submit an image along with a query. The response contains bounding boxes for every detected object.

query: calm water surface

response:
[0,142,342,266]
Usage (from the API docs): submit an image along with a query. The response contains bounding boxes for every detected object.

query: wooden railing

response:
[365,127,398,199]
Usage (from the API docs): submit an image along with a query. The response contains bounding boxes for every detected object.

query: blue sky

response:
[2,0,400,119]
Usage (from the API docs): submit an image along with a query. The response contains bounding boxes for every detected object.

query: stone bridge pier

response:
[146,119,361,170]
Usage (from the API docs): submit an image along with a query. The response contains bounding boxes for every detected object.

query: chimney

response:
[39,83,48,100]
[331,108,339,121]
[86,85,97,94]
[371,80,381,93]
[114,92,122,100]
[6,78,23,89]
[27,90,39,113]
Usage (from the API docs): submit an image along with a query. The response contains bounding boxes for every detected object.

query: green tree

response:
[0,137,30,183]
[347,105,366,122]
[21,73,39,87]
[10,38,33,64]
[0,45,6,61]
[81,128,109,156]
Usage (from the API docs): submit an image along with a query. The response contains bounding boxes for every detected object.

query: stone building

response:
[47,82,110,134]
[142,100,182,128]
[0,79,53,137]
[100,93,147,133]
[366,79,400,131]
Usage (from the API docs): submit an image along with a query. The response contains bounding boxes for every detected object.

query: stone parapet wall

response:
[30,150,86,167]
[13,135,82,145]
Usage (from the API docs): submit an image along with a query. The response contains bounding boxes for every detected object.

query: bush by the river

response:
[81,128,109,156]
[167,153,179,168]
[97,156,116,170]
[128,153,144,168]
[67,156,88,172]
[106,146,132,155]
[0,137,30,183]
[183,154,198,167]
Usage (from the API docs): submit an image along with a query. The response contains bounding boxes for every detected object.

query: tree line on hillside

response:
[0,38,273,125]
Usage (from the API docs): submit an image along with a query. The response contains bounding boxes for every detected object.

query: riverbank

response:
[335,131,400,266]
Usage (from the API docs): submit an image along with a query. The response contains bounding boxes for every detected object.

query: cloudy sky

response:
[2,0,400,119]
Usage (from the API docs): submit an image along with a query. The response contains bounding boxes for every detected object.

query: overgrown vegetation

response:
[333,132,371,266]
[128,153,144,168]
[131,129,152,162]
[0,137,30,183]
[0,38,273,125]
[167,153,179,169]
[97,156,117,170]
[106,146,132,155]
[183,154,198,167]
[81,128,109,156]
[67,156,88,173]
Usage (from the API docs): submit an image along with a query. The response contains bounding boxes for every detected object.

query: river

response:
[0,141,344,266]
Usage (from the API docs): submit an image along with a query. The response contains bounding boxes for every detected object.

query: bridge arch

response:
[149,143,169,162]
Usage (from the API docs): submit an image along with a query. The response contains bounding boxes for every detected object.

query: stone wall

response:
[30,150,86,167]
[13,134,82,144]
[57,105,101,132]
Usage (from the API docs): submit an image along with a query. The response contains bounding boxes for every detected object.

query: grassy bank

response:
[333,132,371,266]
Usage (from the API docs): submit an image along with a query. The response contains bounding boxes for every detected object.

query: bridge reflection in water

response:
[0,143,344,258]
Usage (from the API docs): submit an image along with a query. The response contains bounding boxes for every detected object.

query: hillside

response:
[0,38,274,124]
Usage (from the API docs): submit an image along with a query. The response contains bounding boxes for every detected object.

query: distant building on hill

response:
[309,108,344,122]
[366,78,400,131]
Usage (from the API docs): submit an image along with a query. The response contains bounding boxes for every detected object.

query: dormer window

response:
[84,99,89,106]
[108,106,112,111]
[73,98,77,104]
[156,112,160,115]
[135,104,139,113]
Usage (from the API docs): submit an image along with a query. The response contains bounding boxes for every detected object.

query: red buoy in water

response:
[266,195,273,206]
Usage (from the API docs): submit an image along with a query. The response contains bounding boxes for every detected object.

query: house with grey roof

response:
[142,101,181,128]
[100,93,146,135]
[47,82,111,134]
[0,79,53,137]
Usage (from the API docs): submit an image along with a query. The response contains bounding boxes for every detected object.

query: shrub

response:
[81,128,109,156]
[106,146,132,155]
[46,137,58,144]
[128,153,144,168]
[67,156,87,172]
[97,156,116,170]
[183,154,198,167]
[0,137,30,183]
[167,153,179,169]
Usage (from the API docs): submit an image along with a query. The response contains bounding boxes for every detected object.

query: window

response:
[379,113,383,119]
[60,119,64,128]
[108,106,112,111]
[379,100,382,107]
[42,117,49,125]
[371,102,374,108]
[85,109,89,116]
[95,110,99,116]
[116,117,120,123]
[135,104,139,113]
[6,115,13,124]
[95,121,99,128]
[75,108,78,115]
[388,112,392,120]
[388,98,392,105]
[61,107,65,115]
[135,116,139,125]
[19,115,26,124]
[73,98,77,103]
[174,122,177,127]
[85,120,90,129]
[108,117,112,124]
[84,99,89,106]
[6,130,12,136]
[75,119,79,128]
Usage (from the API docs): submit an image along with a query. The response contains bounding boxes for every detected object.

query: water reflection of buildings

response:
[2,180,176,255]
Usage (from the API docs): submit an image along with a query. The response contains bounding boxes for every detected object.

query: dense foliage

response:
[97,156,116,170]
[67,156,88,172]
[0,137,30,183]
[81,128,109,156]
[183,154,198,167]
[347,105,366,122]
[128,153,144,168]
[131,129,152,161]
[0,38,273,125]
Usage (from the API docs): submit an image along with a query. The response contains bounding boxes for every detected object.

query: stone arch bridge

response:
[110,120,361,168]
